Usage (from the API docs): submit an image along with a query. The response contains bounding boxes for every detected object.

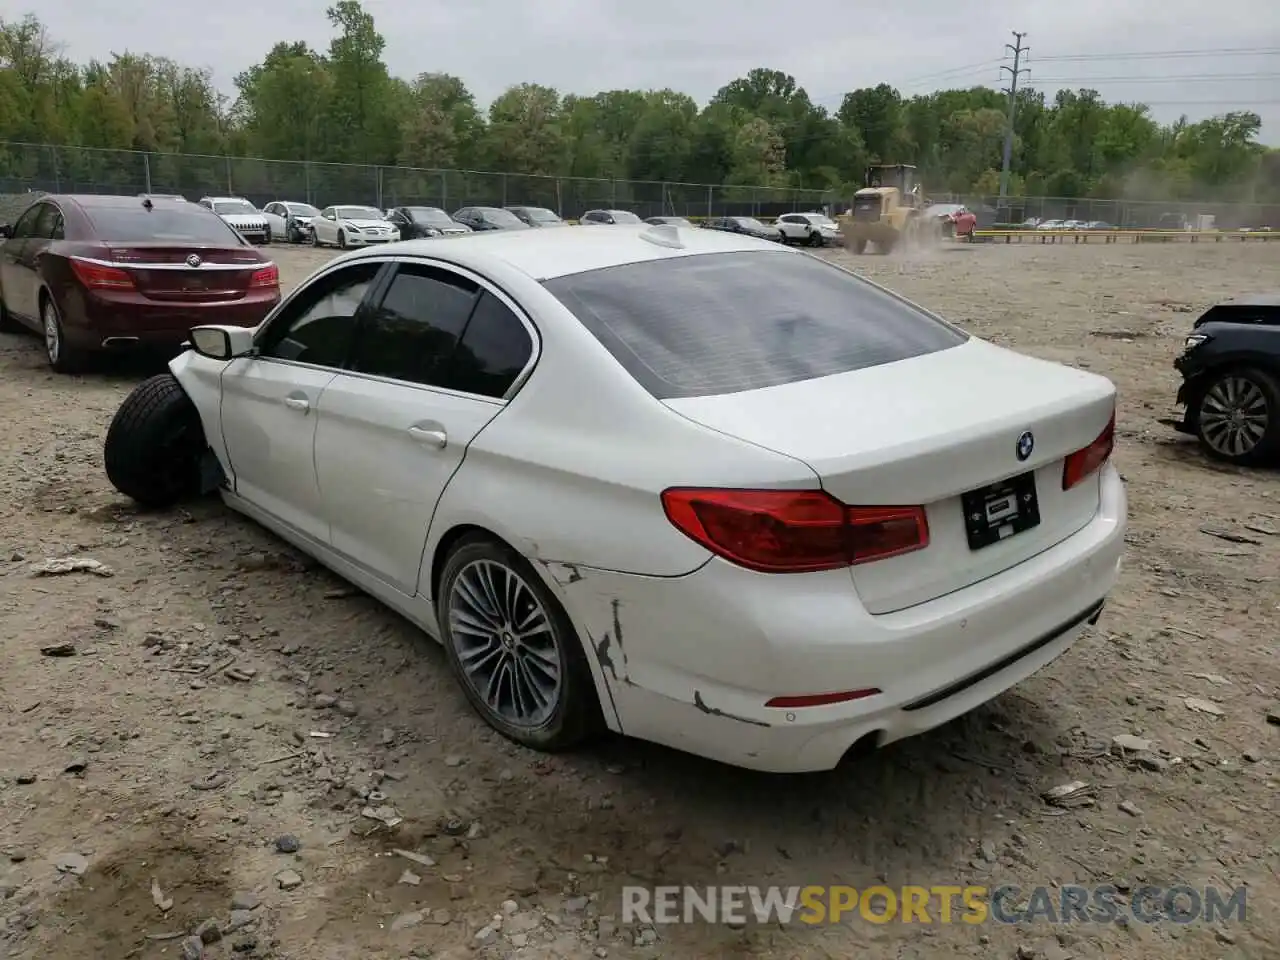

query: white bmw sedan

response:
[102,224,1127,773]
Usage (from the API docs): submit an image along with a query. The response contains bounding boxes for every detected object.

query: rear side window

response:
[543,251,967,399]
[85,206,242,244]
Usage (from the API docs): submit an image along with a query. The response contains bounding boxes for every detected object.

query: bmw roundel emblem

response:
[1016,431,1035,461]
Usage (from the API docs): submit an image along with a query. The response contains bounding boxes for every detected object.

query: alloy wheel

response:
[1200,375,1269,458]
[43,301,60,364]
[447,558,562,729]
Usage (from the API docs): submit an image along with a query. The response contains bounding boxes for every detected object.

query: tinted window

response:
[32,203,61,238]
[85,206,242,244]
[10,204,42,239]
[348,265,479,386]
[407,207,451,225]
[260,262,383,366]
[543,251,967,400]
[436,292,533,398]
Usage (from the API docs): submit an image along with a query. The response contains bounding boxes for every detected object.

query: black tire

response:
[808,230,822,247]
[262,228,271,245]
[1192,366,1280,466]
[104,373,208,507]
[0,292,20,333]
[311,229,320,247]
[338,230,347,249]
[40,292,90,374]
[437,535,603,752]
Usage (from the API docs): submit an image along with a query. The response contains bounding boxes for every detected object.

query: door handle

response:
[283,396,310,412]
[408,425,447,448]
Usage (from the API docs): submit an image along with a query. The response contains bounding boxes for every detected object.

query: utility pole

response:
[999,31,1030,205]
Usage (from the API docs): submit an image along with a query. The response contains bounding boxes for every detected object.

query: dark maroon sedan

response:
[0,194,280,372]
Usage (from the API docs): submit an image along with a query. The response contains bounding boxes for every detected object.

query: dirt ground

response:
[1,239,1277,960]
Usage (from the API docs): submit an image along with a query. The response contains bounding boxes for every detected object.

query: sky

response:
[11,0,1280,143]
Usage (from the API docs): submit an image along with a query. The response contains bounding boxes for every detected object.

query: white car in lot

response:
[774,211,840,246]
[262,201,322,243]
[199,196,270,243]
[310,205,399,248]
[101,224,1127,773]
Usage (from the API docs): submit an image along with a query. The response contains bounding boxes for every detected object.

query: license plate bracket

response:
[962,472,1040,550]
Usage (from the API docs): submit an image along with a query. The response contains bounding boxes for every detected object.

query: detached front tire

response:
[104,373,208,507]
[1193,367,1280,466]
[437,535,603,752]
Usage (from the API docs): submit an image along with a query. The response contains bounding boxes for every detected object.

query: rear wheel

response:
[41,294,89,373]
[437,535,603,752]
[1194,367,1280,466]
[104,373,207,507]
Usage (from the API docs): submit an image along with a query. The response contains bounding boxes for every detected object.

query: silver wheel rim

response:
[448,559,561,728]
[43,302,59,363]
[1201,376,1269,457]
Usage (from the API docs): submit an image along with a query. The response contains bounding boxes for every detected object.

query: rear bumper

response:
[66,292,278,350]
[551,463,1127,773]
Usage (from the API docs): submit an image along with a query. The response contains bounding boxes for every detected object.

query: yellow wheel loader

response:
[838,164,938,254]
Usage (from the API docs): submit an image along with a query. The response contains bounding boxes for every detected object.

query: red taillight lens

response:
[69,257,135,291]
[1062,411,1116,491]
[660,488,929,573]
[249,264,279,288]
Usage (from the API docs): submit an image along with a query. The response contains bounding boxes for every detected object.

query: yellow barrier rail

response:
[971,229,1278,244]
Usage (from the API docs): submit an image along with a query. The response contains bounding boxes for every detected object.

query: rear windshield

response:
[543,251,967,399]
[85,207,243,244]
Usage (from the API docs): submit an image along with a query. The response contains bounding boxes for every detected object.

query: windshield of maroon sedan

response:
[85,207,244,244]
[543,251,968,399]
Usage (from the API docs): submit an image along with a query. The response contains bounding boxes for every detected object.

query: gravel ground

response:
[1,240,1277,960]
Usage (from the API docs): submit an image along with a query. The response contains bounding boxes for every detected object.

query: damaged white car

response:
[102,223,1127,773]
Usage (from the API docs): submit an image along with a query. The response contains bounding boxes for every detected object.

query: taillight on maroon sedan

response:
[250,264,279,288]
[660,488,929,573]
[1062,411,1116,490]
[69,258,135,291]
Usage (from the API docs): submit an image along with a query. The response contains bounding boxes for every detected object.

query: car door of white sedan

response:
[218,259,386,544]
[314,209,338,245]
[263,203,287,237]
[313,260,537,595]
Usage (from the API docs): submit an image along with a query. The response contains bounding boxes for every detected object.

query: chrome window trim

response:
[250,253,543,405]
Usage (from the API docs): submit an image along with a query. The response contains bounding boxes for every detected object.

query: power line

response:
[1030,73,1280,83]
[897,59,1005,87]
[1031,47,1280,63]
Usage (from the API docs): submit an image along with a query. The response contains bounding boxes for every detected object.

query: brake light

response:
[1062,411,1116,490]
[660,488,929,573]
[249,264,279,288]
[69,258,135,291]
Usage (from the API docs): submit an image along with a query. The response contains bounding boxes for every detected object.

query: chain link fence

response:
[0,141,835,220]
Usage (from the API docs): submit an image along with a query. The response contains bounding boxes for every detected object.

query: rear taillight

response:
[660,488,929,573]
[249,264,279,288]
[69,258,135,291]
[1062,411,1116,490]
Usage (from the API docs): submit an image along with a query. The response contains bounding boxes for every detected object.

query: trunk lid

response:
[107,245,269,303]
[664,338,1116,614]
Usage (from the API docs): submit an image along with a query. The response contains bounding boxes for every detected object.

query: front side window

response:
[258,262,383,367]
[10,203,43,239]
[346,264,479,387]
[544,251,967,399]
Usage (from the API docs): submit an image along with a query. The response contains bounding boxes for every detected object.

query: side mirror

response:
[190,326,233,360]
[189,325,254,360]
[0,224,10,239]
